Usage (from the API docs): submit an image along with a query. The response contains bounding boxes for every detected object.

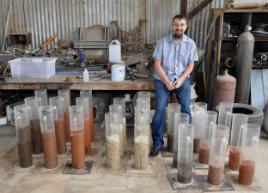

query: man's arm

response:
[155,59,175,90]
[173,62,194,88]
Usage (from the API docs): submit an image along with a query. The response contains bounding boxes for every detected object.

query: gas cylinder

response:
[212,70,236,110]
[235,25,255,104]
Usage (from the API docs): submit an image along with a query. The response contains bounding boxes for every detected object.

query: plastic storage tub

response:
[8,57,57,79]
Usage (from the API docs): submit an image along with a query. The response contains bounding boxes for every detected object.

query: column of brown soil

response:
[42,130,58,169]
[71,131,85,169]
[238,160,255,185]
[198,144,210,164]
[84,119,91,154]
[30,119,43,154]
[89,107,94,142]
[17,125,33,168]
[228,146,241,170]
[64,111,70,142]
[208,165,224,185]
[193,138,200,153]
[54,119,66,154]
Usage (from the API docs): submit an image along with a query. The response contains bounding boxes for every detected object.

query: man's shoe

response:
[150,146,160,157]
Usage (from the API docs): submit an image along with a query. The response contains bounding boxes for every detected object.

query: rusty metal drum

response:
[212,70,236,110]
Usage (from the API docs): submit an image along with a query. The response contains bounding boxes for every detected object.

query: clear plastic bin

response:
[8,57,56,79]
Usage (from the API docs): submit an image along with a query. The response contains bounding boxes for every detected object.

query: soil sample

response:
[198,144,210,164]
[177,162,193,183]
[89,106,94,142]
[30,119,43,154]
[238,160,255,185]
[64,111,70,142]
[106,135,120,169]
[173,152,178,168]
[84,118,91,154]
[134,136,149,169]
[193,137,200,153]
[208,165,224,185]
[54,119,66,154]
[17,125,33,168]
[167,135,173,152]
[42,130,58,169]
[71,131,86,169]
[228,146,241,170]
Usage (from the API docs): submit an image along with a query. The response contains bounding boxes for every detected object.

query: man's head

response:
[172,15,187,39]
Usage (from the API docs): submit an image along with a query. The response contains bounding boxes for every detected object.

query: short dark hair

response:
[172,14,187,23]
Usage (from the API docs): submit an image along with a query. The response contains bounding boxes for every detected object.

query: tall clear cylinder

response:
[49,97,66,154]
[192,102,207,153]
[173,113,189,168]
[35,89,48,106]
[208,124,229,185]
[80,89,94,142]
[177,120,193,183]
[198,111,217,164]
[109,104,124,156]
[167,103,180,152]
[69,106,85,169]
[228,114,248,170]
[58,89,71,142]
[113,97,127,151]
[39,106,58,169]
[76,97,91,153]
[218,102,233,127]
[24,96,42,154]
[14,104,33,168]
[238,123,260,185]
[105,112,121,169]
[134,109,149,170]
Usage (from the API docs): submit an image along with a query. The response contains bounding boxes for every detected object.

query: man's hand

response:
[173,78,184,89]
[165,81,175,91]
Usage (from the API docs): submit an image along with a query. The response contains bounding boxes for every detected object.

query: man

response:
[150,14,198,156]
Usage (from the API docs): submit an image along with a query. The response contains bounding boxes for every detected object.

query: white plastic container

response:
[111,63,125,81]
[109,40,121,63]
[8,57,57,79]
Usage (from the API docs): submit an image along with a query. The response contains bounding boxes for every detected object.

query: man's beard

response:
[173,31,183,39]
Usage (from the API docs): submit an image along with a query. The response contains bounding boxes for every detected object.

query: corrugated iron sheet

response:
[0,0,225,49]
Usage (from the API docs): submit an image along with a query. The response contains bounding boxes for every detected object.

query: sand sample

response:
[89,106,94,141]
[208,165,224,185]
[198,144,210,164]
[84,119,91,153]
[17,125,33,168]
[193,137,200,153]
[106,135,120,169]
[54,119,66,154]
[64,111,70,142]
[228,146,241,170]
[134,136,149,169]
[71,131,85,169]
[238,160,255,185]
[177,162,192,183]
[30,119,43,154]
[119,125,124,156]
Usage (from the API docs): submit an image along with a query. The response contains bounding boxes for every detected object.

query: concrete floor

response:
[0,124,268,193]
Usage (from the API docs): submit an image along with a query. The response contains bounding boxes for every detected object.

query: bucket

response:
[109,40,121,63]
[111,63,125,81]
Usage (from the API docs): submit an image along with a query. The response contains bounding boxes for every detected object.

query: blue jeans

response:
[151,78,191,149]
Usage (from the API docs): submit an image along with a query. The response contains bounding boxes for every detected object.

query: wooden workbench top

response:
[0,75,154,91]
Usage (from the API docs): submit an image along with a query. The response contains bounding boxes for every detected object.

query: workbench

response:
[0,75,154,91]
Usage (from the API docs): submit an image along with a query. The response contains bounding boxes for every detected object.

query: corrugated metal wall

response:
[0,0,225,50]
